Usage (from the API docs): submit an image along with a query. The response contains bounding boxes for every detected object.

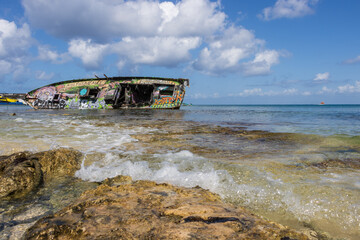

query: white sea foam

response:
[14,118,24,122]
[75,150,238,197]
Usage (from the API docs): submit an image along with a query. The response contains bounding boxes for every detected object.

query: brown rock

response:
[0,152,41,199]
[312,158,360,169]
[34,148,83,181]
[24,176,308,240]
[0,148,83,199]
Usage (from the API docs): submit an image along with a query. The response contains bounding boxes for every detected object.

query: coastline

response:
[1,148,310,239]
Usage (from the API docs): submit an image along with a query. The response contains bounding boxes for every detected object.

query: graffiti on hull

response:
[151,91,184,109]
[25,76,189,110]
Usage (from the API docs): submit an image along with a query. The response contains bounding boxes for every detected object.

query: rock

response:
[0,152,41,199]
[312,158,360,169]
[9,223,35,240]
[0,148,83,199]
[33,148,83,181]
[24,176,308,240]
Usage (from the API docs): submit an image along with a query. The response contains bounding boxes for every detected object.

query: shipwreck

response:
[24,76,189,110]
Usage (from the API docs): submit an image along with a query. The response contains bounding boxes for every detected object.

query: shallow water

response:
[1,105,360,239]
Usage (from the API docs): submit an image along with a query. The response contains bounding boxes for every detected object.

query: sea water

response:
[1,104,360,239]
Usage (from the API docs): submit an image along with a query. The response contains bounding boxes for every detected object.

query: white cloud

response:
[343,55,360,64]
[193,26,281,75]
[68,39,109,69]
[189,92,220,99]
[23,0,162,41]
[259,0,318,21]
[159,0,225,37]
[0,19,32,78]
[0,19,31,57]
[22,0,282,76]
[242,50,281,76]
[238,88,264,97]
[314,72,330,81]
[337,81,360,93]
[37,46,71,64]
[23,0,225,41]
[229,87,298,97]
[113,36,201,67]
[317,82,360,94]
[23,0,229,71]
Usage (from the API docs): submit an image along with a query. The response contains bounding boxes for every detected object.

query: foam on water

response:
[75,148,360,237]
[75,150,236,195]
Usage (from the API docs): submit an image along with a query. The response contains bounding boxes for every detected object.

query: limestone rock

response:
[0,148,83,199]
[34,148,83,180]
[0,152,41,199]
[25,176,308,240]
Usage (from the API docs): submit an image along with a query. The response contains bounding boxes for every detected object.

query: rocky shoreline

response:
[1,148,311,239]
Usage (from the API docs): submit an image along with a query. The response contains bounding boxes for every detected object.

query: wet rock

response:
[0,152,41,199]
[312,158,360,169]
[13,205,49,222]
[25,176,308,240]
[0,148,83,199]
[33,148,83,181]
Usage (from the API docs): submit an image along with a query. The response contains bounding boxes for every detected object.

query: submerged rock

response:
[25,176,308,240]
[0,148,82,199]
[312,158,360,169]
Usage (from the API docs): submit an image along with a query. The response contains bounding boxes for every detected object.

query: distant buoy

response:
[320,101,325,105]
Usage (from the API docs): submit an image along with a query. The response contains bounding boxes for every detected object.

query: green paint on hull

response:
[25,76,188,110]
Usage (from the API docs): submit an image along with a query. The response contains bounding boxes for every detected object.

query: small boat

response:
[0,96,22,104]
[24,76,189,110]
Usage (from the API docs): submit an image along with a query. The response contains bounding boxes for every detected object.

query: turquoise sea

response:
[1,104,359,239]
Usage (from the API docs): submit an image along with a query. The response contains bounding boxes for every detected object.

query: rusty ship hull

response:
[24,76,189,110]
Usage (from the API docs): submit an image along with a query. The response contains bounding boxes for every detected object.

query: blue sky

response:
[1,0,360,104]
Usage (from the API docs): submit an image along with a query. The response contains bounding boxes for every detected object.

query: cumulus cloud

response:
[194,27,262,73]
[23,0,162,41]
[23,0,225,41]
[158,0,225,37]
[313,72,330,81]
[242,50,281,76]
[342,55,360,64]
[37,46,71,64]
[259,0,318,21]
[22,0,282,76]
[68,39,109,69]
[317,82,360,95]
[337,81,360,93]
[23,0,230,71]
[113,36,201,67]
[0,19,32,78]
[193,26,281,75]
